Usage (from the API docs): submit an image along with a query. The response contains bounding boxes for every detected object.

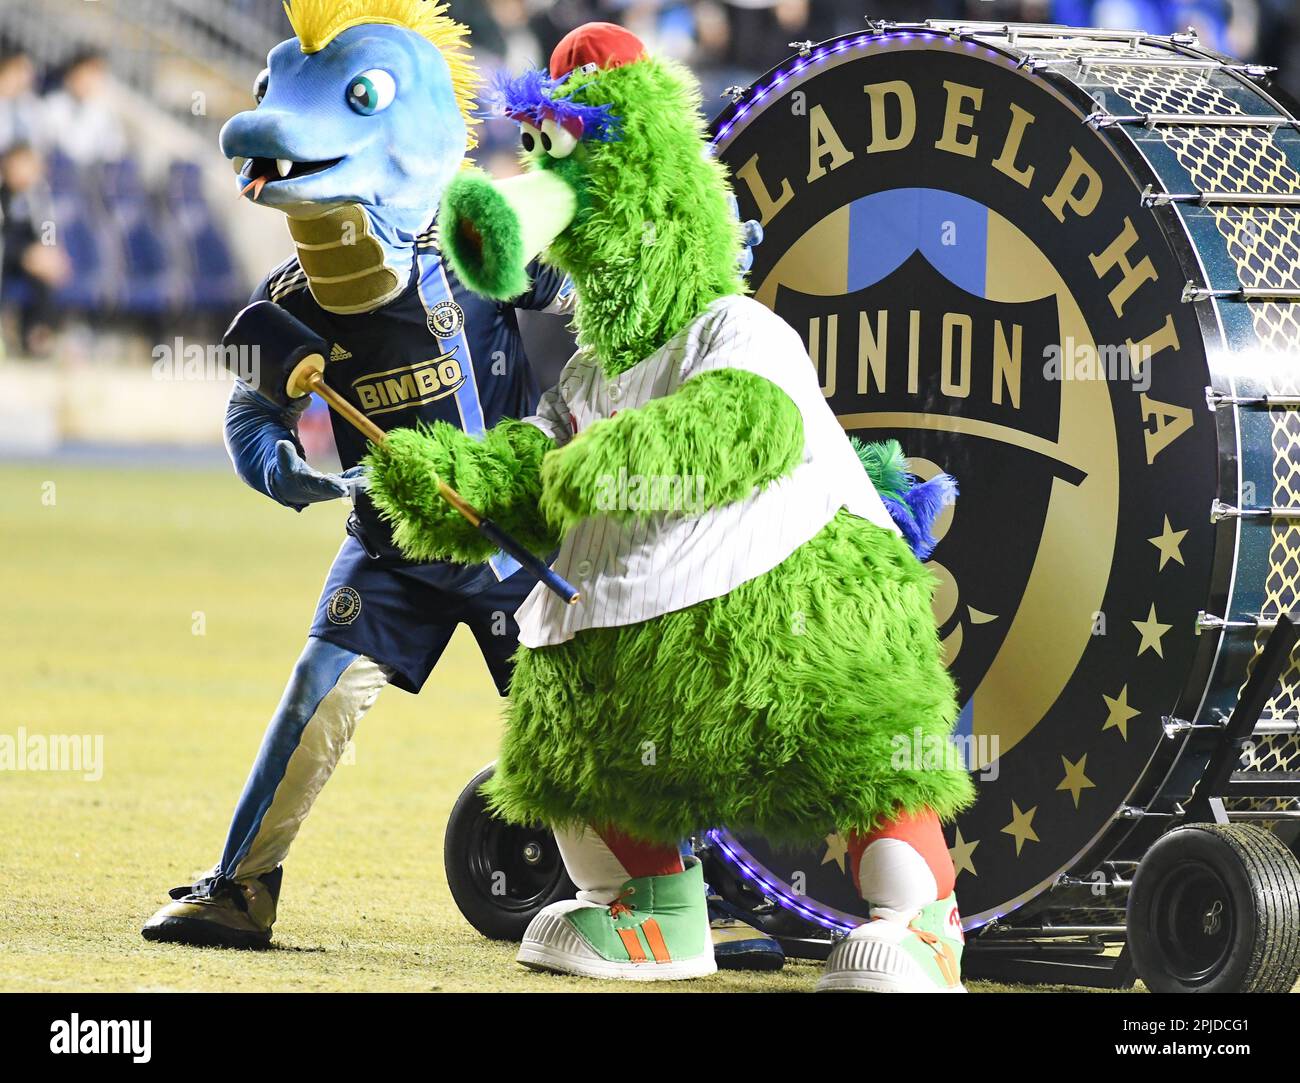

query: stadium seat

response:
[46,150,119,312]
[100,158,185,315]
[166,159,244,312]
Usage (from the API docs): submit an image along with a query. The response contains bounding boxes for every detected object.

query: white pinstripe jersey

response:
[515,294,899,648]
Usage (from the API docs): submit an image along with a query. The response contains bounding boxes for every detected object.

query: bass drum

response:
[709,20,1300,933]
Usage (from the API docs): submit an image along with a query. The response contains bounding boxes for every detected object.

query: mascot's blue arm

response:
[224,381,364,510]
[224,381,308,509]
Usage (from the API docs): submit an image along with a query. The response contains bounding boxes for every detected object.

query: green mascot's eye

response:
[347,69,396,115]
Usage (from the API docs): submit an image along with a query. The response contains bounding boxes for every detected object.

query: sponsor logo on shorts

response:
[326,586,362,625]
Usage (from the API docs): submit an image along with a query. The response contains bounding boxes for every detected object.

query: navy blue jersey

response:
[250,231,570,576]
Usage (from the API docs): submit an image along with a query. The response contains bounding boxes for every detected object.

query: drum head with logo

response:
[713,28,1222,926]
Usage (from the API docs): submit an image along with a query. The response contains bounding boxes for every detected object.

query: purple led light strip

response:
[706,829,859,933]
[712,27,1023,149]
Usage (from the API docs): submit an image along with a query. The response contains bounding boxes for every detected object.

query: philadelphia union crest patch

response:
[427,300,465,339]
[326,586,362,625]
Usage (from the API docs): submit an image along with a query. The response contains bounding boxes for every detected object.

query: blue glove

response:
[269,439,368,507]
[224,380,365,510]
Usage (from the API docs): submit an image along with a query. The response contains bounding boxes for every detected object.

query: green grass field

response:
[0,461,1103,992]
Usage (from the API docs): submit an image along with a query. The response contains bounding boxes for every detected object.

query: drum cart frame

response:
[958,614,1300,989]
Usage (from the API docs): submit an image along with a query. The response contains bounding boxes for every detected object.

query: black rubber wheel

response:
[1127,823,1300,993]
[443,764,577,941]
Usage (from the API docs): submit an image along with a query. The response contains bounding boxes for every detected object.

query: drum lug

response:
[1162,712,1228,738]
[1116,804,1178,820]
[721,85,747,103]
[1197,610,1282,633]
[1207,387,1300,409]
[1054,870,1133,891]
[1211,499,1300,522]
[1183,281,1300,303]
[787,40,814,58]
[1152,189,1300,208]
[1210,499,1238,522]
[1099,111,1290,129]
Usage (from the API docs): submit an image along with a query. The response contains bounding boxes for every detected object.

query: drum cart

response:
[443,19,1300,992]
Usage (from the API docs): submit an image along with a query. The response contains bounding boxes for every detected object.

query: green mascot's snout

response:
[441,170,577,301]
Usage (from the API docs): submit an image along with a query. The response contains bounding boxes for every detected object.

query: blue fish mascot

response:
[140,0,577,950]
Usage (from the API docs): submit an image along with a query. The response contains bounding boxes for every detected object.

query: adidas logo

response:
[330,343,353,362]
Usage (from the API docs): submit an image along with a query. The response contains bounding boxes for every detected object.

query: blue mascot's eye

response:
[254,68,269,104]
[347,69,396,115]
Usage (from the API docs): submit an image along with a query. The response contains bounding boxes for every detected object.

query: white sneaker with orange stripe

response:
[517,858,717,981]
[817,894,966,993]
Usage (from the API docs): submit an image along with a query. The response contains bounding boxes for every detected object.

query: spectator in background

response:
[0,48,41,154]
[1,142,70,356]
[41,49,127,166]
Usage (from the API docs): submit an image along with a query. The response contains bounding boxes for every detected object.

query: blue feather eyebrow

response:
[485,68,621,142]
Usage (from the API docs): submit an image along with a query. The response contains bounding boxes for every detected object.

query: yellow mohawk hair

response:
[283,0,480,147]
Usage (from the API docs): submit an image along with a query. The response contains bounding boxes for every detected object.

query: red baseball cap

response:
[549,22,646,81]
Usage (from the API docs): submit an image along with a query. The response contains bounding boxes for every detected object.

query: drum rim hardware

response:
[1182,282,1300,302]
[1089,112,1291,129]
[918,20,1202,51]
[1206,387,1300,407]
[1163,710,1300,737]
[1197,609,1286,630]
[1042,56,1273,74]
[1209,499,1300,522]
[1144,186,1300,207]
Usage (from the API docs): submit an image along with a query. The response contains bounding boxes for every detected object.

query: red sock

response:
[596,826,685,879]
[847,808,955,901]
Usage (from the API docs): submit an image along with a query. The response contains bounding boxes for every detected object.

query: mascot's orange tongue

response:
[239,174,269,201]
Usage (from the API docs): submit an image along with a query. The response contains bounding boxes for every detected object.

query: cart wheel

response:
[443,764,576,941]
[1127,823,1300,993]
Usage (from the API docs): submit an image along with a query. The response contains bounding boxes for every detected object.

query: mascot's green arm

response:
[540,368,803,534]
[366,419,558,563]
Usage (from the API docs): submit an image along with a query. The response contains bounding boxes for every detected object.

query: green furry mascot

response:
[367,23,974,991]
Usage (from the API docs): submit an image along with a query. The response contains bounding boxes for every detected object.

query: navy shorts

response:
[308,537,535,695]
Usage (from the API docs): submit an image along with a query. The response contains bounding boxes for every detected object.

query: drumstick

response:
[285,355,581,607]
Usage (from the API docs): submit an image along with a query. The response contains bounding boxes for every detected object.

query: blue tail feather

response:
[850,437,957,561]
